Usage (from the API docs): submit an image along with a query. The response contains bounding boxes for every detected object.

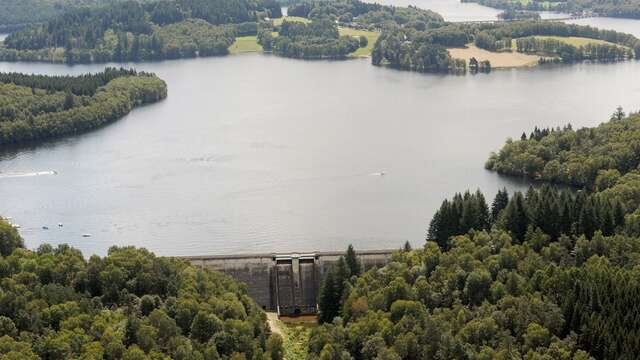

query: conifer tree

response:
[318,268,339,324]
[503,192,529,242]
[579,199,597,238]
[491,188,509,223]
[345,245,361,277]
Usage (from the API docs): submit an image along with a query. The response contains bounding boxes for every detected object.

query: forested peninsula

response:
[0,219,284,359]
[0,68,167,146]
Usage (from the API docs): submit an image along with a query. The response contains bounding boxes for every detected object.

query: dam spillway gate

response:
[185,250,395,316]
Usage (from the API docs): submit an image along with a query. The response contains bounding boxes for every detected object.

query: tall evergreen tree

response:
[475,189,490,229]
[503,192,529,242]
[318,268,339,324]
[578,198,597,238]
[345,245,361,277]
[491,188,509,223]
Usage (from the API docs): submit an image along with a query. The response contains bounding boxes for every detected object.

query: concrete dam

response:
[185,250,395,316]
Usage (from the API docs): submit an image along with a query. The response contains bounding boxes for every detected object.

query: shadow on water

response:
[491,171,578,193]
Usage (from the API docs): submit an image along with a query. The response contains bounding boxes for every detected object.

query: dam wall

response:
[184,250,395,316]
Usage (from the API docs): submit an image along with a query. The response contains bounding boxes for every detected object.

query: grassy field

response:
[267,313,312,360]
[229,36,263,54]
[273,16,311,26]
[282,324,312,360]
[510,36,621,51]
[339,27,380,57]
[532,36,619,47]
[448,44,541,68]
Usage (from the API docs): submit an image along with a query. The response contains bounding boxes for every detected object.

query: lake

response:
[1,11,639,257]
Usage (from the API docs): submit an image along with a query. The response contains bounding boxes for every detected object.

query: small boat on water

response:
[42,226,49,230]
[82,234,92,238]
[58,223,63,227]
[12,224,20,229]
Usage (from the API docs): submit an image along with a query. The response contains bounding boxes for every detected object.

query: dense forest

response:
[462,0,640,20]
[0,68,167,146]
[0,0,134,32]
[0,218,283,359]
[0,0,281,63]
[311,184,640,359]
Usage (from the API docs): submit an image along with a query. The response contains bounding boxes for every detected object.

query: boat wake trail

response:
[0,171,57,179]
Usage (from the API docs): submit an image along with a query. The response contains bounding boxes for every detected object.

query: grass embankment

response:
[273,16,311,26]
[339,27,380,57]
[448,43,541,68]
[267,313,313,360]
[229,35,263,53]
[282,324,312,360]
[229,16,379,56]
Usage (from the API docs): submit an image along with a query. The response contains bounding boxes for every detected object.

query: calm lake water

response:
[0,10,639,256]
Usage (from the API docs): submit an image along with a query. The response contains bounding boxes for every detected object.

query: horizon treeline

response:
[428,186,626,249]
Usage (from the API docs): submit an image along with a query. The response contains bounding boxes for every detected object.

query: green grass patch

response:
[511,36,622,50]
[281,323,312,360]
[273,16,311,26]
[229,35,263,54]
[339,27,380,57]
[535,36,618,47]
